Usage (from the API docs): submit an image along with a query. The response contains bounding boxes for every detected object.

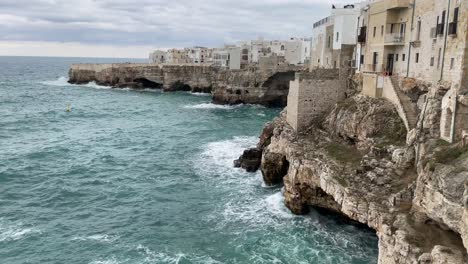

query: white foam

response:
[188,92,211,97]
[199,136,257,169]
[72,234,119,243]
[0,220,40,242]
[40,77,111,89]
[183,103,240,110]
[264,192,294,219]
[89,259,120,264]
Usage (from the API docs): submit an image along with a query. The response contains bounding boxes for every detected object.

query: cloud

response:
[0,0,358,57]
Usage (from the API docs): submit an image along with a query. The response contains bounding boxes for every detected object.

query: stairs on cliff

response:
[390,76,419,130]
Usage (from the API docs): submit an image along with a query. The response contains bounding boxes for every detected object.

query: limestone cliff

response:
[68,64,301,107]
[239,93,468,263]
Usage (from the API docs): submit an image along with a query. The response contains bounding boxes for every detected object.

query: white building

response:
[285,37,312,65]
[311,3,361,69]
[213,46,241,70]
[187,47,213,64]
[149,50,167,64]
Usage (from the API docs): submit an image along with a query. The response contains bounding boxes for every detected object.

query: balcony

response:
[385,0,410,10]
[385,33,405,45]
[358,26,367,43]
[449,22,458,36]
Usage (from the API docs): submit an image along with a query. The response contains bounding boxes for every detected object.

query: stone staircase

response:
[390,76,419,129]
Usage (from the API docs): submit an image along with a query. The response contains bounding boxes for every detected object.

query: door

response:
[387,54,394,75]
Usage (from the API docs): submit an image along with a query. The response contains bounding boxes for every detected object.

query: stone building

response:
[310,4,361,69]
[149,50,167,64]
[359,0,468,142]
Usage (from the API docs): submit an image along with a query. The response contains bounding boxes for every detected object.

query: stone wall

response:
[286,69,346,132]
[69,63,303,107]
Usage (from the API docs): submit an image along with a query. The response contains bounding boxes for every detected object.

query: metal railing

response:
[384,33,405,44]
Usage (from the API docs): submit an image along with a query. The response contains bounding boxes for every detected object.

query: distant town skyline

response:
[0,0,357,58]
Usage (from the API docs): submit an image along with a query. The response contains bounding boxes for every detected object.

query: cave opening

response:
[133,78,163,89]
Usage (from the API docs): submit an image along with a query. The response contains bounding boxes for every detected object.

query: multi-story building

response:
[285,37,312,65]
[149,50,167,64]
[359,0,468,142]
[311,4,361,69]
[166,49,191,64]
[187,47,213,64]
[212,46,241,70]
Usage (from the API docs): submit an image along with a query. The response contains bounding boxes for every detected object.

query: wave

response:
[187,92,211,97]
[0,220,40,242]
[72,234,119,243]
[198,136,258,170]
[183,103,240,110]
[40,77,111,90]
[136,244,222,264]
[89,259,120,264]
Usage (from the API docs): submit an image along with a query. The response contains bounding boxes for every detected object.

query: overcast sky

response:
[0,0,353,58]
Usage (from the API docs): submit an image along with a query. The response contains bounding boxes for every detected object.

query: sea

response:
[0,56,379,264]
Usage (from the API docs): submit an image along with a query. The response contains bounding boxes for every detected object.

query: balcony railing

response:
[385,33,405,45]
[449,22,458,36]
[358,26,367,43]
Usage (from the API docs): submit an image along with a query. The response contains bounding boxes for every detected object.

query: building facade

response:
[149,50,167,64]
[311,4,361,69]
[212,46,241,70]
[359,0,468,142]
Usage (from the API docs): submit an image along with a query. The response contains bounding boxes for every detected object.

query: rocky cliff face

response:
[239,92,468,263]
[68,64,301,107]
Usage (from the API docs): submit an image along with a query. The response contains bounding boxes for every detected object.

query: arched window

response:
[281,45,285,51]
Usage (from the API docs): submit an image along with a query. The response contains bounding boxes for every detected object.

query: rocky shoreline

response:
[68,63,302,107]
[236,92,468,263]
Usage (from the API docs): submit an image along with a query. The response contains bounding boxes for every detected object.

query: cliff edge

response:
[238,93,468,263]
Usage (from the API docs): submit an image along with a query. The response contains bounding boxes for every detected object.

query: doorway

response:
[387,54,394,75]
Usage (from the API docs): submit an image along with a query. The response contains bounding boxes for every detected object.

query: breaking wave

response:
[183,103,240,110]
[72,234,119,243]
[0,220,41,242]
[40,76,111,89]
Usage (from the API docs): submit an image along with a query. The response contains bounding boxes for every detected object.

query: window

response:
[437,48,442,68]
[336,32,340,42]
[281,45,285,51]
[360,54,364,65]
[381,25,384,36]
[402,54,406,61]
[328,36,331,48]
[430,57,435,66]
[454,7,459,22]
[417,21,422,40]
[373,52,378,64]
[450,58,455,69]
[416,53,419,63]
[390,24,395,34]
[373,27,376,37]
[396,54,399,61]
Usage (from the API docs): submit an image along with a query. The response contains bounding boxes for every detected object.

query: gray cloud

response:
[0,0,355,48]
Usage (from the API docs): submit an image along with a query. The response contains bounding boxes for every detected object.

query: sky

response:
[0,0,353,58]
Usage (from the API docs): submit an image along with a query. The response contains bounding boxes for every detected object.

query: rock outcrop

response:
[68,63,302,107]
[240,92,468,263]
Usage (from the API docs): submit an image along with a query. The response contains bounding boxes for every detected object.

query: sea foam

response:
[183,103,240,110]
[0,220,40,242]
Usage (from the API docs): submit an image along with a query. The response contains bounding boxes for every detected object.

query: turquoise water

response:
[0,57,378,264]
